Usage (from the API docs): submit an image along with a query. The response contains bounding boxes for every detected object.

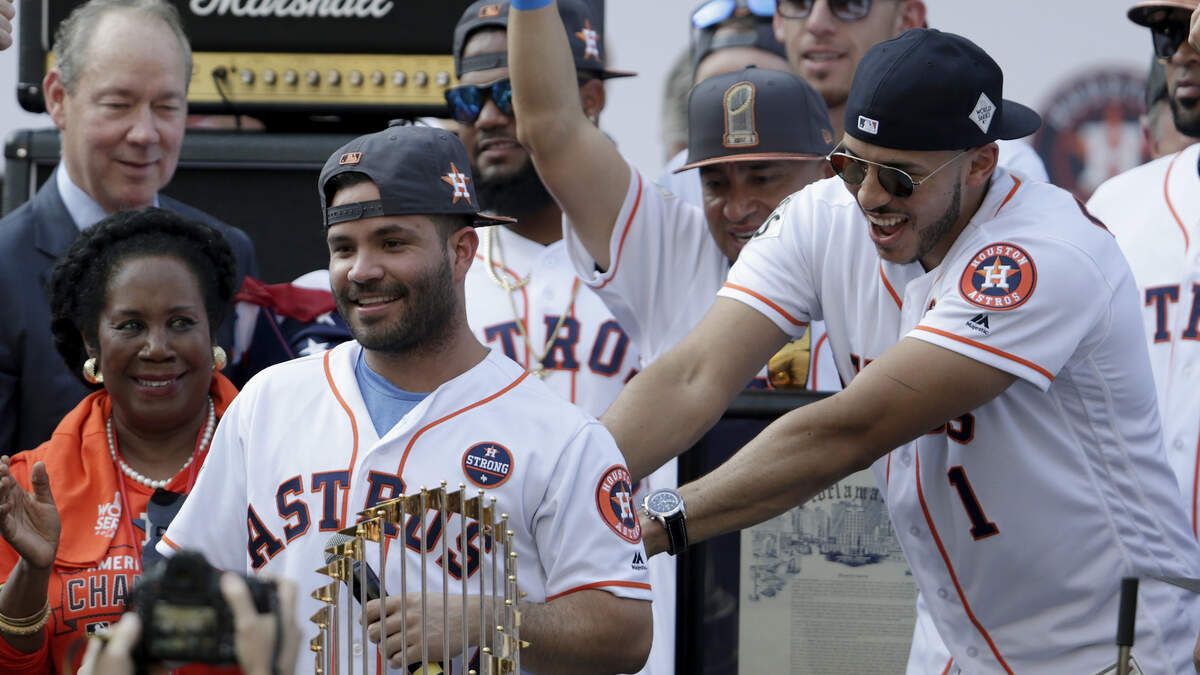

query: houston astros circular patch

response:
[958,243,1037,311]
[595,465,641,543]
[462,442,514,488]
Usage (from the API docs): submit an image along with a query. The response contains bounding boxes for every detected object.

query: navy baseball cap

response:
[453,0,635,79]
[845,29,1042,152]
[675,67,835,172]
[692,19,786,75]
[319,124,514,229]
[1128,0,1196,27]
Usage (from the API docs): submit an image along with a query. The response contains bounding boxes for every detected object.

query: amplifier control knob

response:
[262,69,277,85]
[348,70,363,87]
[371,70,385,86]
[239,68,255,85]
[435,71,450,87]
[305,69,320,86]
[283,69,298,86]
[392,71,407,87]
[327,70,341,86]
[414,71,429,87]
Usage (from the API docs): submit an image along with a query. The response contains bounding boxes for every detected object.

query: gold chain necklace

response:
[481,226,581,379]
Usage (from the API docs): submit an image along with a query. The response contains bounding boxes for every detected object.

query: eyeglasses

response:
[445,79,515,125]
[1150,18,1191,61]
[777,0,873,22]
[691,0,776,30]
[827,149,968,198]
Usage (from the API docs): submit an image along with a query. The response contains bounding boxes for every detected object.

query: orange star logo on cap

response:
[574,20,600,61]
[441,162,472,204]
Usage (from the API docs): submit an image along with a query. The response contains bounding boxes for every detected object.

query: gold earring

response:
[212,346,227,371]
[83,357,103,384]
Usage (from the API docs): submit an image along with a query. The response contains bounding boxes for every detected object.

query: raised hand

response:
[0,459,60,569]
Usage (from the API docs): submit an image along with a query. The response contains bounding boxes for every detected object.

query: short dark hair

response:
[49,207,238,389]
[324,171,473,244]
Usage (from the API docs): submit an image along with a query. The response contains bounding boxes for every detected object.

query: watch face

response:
[647,490,682,515]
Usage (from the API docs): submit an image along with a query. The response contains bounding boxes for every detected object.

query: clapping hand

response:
[0,459,60,569]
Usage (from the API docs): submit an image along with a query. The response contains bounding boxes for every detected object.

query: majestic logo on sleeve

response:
[959,243,1037,311]
[462,442,514,488]
[595,465,641,543]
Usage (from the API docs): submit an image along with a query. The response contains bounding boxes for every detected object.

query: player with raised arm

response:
[511,5,1200,670]
[159,125,652,675]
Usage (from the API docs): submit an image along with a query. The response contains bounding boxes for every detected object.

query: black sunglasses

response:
[827,149,968,198]
[777,0,873,22]
[1150,18,1191,61]
[445,79,515,125]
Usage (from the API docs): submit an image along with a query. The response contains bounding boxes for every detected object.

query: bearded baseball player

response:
[1088,0,1200,537]
[449,0,644,413]
[516,4,1200,671]
[158,125,652,675]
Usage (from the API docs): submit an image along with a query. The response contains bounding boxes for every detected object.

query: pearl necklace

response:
[106,397,216,489]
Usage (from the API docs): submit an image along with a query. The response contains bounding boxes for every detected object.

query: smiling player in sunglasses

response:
[511,4,1200,670]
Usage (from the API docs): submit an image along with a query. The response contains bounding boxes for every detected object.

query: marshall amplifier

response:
[4,127,355,282]
[17,0,602,118]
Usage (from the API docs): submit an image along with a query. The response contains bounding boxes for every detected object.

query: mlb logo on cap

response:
[857,115,879,135]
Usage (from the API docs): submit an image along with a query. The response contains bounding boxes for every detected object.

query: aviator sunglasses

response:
[1149,18,1191,61]
[691,0,776,30]
[827,148,969,198]
[777,0,873,22]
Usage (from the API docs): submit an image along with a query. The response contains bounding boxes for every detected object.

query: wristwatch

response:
[642,488,688,556]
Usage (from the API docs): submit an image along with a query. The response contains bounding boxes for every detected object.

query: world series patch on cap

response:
[675,66,834,173]
[453,0,635,79]
[318,124,514,229]
[845,29,1041,151]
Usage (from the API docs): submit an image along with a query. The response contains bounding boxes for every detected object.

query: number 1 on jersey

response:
[947,466,999,540]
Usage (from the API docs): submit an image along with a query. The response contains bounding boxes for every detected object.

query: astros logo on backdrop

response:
[596,465,641,543]
[462,442,514,488]
[959,242,1037,311]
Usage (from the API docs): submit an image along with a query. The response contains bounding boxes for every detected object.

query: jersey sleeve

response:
[718,192,819,340]
[910,238,1111,391]
[530,420,652,602]
[158,390,252,573]
[561,163,726,361]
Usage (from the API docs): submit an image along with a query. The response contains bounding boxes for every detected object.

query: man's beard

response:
[334,255,457,356]
[910,180,962,265]
[1170,94,1200,137]
[473,157,556,219]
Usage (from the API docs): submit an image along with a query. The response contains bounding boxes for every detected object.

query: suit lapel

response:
[33,169,83,289]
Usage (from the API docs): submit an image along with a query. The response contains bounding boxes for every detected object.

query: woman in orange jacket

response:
[0,207,242,674]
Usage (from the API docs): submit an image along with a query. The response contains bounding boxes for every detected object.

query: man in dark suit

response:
[0,0,257,454]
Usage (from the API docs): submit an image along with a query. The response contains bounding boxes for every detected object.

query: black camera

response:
[129,550,277,665]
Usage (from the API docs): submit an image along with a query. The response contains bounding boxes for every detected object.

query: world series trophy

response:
[310,482,525,674]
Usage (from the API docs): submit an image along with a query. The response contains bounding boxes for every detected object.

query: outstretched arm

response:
[509,0,630,270]
[641,336,1017,555]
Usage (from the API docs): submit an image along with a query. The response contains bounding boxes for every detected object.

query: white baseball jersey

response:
[1088,142,1200,535]
[159,343,652,675]
[721,168,1200,673]
[465,226,641,418]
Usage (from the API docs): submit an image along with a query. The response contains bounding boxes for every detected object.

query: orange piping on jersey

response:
[722,283,809,326]
[545,579,653,602]
[993,174,1022,216]
[940,658,954,675]
[395,371,530,477]
[324,350,360,530]
[1192,434,1200,539]
[1164,150,1189,251]
[809,332,829,389]
[597,171,644,291]
[913,326,1054,382]
[914,448,1014,674]
[161,534,181,551]
[879,263,902,309]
